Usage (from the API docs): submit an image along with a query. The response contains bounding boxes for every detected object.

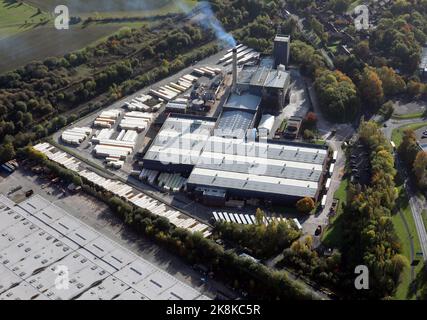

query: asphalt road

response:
[382,117,427,261]
[303,77,355,239]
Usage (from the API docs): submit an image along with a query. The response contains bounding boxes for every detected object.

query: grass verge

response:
[321,177,348,248]
[392,185,425,299]
[391,121,427,146]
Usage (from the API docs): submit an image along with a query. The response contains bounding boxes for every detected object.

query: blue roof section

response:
[224,92,261,112]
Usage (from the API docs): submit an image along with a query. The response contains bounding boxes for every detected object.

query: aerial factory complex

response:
[2,0,426,303]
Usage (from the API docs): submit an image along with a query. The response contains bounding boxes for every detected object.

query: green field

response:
[0,0,197,74]
[391,121,427,146]
[24,0,193,14]
[392,186,425,299]
[321,178,348,248]
[392,111,425,120]
[0,0,50,40]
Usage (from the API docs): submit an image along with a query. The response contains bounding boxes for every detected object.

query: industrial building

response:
[258,114,275,135]
[236,58,291,109]
[186,136,329,205]
[142,115,216,174]
[273,35,291,68]
[137,35,330,206]
[216,92,261,139]
[284,117,303,140]
[215,39,291,138]
[0,195,209,300]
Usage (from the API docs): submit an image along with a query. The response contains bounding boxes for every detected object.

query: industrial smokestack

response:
[232,47,237,90]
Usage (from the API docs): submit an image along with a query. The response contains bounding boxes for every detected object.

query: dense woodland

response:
[399,129,427,190]
[214,208,301,258]
[340,121,405,298]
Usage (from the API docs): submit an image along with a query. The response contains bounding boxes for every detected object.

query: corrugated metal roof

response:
[188,136,327,198]
[216,110,255,139]
[143,115,215,165]
[187,167,319,198]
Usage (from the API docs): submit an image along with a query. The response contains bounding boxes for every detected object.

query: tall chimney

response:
[232,47,237,90]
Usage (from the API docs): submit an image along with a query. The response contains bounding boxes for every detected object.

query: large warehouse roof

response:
[203,136,328,164]
[187,137,328,199]
[143,115,216,166]
[188,167,320,198]
[196,151,324,182]
[0,195,209,300]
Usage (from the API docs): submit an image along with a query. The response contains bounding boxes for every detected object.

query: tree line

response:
[340,121,406,298]
[398,129,427,190]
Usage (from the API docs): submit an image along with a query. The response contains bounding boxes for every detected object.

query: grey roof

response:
[203,136,327,164]
[224,93,261,111]
[166,102,187,110]
[216,110,255,139]
[187,167,320,198]
[237,60,290,90]
[275,35,290,42]
[195,158,322,182]
[0,195,209,300]
[143,115,215,165]
[249,67,271,87]
[187,137,328,199]
[264,69,290,89]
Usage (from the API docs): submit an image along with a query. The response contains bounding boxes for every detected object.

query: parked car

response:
[315,225,322,236]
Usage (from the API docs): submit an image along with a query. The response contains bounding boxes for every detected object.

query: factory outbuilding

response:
[236,58,291,109]
[142,114,216,174]
[186,136,329,206]
[216,92,261,139]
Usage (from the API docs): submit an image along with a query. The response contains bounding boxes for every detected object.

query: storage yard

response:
[0,194,209,300]
[33,142,212,237]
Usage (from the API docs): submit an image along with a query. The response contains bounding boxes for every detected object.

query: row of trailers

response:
[0,160,18,174]
[212,211,288,226]
[218,44,259,66]
[320,150,338,208]
[149,74,198,102]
